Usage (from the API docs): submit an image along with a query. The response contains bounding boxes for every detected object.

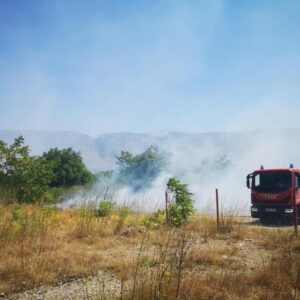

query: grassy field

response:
[0,204,299,299]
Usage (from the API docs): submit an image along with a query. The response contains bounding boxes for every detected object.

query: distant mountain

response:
[0,130,105,171]
[1,129,300,171]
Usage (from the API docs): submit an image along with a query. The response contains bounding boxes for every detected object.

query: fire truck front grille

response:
[252,195,291,205]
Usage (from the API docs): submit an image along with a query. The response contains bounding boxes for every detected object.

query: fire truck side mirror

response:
[246,174,251,189]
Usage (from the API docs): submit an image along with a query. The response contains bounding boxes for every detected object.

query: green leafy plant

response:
[0,136,95,203]
[116,145,166,191]
[139,210,164,228]
[118,206,131,219]
[98,201,116,217]
[114,206,131,234]
[0,136,53,203]
[167,178,194,226]
[42,148,95,187]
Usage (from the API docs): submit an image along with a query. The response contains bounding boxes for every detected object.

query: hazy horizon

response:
[2,127,300,137]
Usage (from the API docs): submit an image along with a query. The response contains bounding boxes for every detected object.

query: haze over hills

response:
[1,128,300,172]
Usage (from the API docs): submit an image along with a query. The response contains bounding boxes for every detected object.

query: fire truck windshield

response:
[252,171,292,193]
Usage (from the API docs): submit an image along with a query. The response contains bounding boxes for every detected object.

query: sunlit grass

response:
[0,204,299,299]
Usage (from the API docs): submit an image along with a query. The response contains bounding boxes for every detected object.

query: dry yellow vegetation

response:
[0,204,299,299]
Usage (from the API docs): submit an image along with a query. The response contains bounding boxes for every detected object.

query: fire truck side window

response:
[254,174,260,187]
[296,173,300,188]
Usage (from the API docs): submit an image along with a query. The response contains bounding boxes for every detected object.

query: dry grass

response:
[187,213,240,239]
[125,236,300,300]
[0,205,299,299]
[0,204,141,294]
[187,243,241,269]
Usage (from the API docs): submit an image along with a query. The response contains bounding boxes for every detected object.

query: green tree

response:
[0,136,53,202]
[116,145,165,191]
[167,177,194,226]
[42,148,95,187]
[16,156,53,202]
[0,136,29,183]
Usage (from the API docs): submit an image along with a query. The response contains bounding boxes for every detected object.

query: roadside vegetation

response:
[0,136,95,204]
[0,204,299,299]
[0,137,299,299]
[0,136,169,204]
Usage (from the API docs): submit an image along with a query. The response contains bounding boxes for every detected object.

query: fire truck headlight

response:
[284,208,293,213]
[251,207,258,212]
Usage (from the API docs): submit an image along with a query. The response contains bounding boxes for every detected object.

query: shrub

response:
[98,201,116,217]
[0,136,53,203]
[167,178,194,226]
[42,148,95,187]
[118,206,131,219]
[116,145,166,191]
[139,210,164,228]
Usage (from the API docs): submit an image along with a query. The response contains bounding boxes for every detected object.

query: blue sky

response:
[0,0,299,135]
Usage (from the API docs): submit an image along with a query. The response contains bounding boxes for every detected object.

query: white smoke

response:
[62,129,300,215]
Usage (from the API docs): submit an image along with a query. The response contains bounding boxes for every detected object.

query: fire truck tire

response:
[260,217,268,224]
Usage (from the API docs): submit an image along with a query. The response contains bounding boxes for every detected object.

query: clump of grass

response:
[252,238,300,296]
[73,207,97,239]
[98,201,116,217]
[0,205,60,292]
[138,209,164,229]
[114,206,131,234]
[253,227,295,250]
[187,213,237,239]
[0,205,107,293]
[101,258,134,281]
[124,227,194,300]
[187,244,241,270]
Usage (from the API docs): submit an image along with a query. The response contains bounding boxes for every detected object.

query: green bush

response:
[116,145,166,191]
[117,206,131,219]
[167,177,194,226]
[114,206,131,234]
[0,136,95,203]
[0,136,53,203]
[98,201,116,217]
[42,148,95,188]
[139,210,164,227]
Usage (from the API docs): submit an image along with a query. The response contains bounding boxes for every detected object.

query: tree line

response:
[0,136,230,226]
[0,136,94,203]
[1,136,224,226]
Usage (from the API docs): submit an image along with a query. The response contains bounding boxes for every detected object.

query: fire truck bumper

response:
[251,206,294,219]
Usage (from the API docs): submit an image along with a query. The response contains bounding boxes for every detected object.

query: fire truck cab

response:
[246,165,300,222]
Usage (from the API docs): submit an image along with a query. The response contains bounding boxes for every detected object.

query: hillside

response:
[1,129,300,172]
[0,130,105,171]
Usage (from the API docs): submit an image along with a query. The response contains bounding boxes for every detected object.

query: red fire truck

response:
[246,165,300,222]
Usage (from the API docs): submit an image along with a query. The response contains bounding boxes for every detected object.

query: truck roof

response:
[254,168,300,173]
